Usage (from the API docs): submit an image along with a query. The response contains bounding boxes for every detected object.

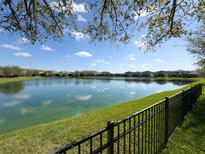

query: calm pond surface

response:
[0,78,190,134]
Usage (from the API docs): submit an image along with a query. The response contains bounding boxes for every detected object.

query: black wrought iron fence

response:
[51,84,202,154]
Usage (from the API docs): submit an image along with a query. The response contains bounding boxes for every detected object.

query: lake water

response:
[0,78,190,134]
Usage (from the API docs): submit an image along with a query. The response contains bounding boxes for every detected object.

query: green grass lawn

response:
[0,77,40,84]
[0,77,203,154]
[162,84,205,154]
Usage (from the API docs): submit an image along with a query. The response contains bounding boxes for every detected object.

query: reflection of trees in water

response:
[170,80,191,86]
[95,79,111,83]
[155,80,167,85]
[0,81,25,94]
[25,78,68,87]
[124,78,154,84]
[74,79,111,85]
[75,79,94,85]
[0,78,189,95]
[154,80,191,86]
[124,78,191,86]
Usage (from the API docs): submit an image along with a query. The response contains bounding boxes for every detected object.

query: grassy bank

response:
[162,84,205,154]
[0,78,201,154]
[0,77,41,84]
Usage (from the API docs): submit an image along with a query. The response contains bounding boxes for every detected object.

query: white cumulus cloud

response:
[73,2,88,13]
[141,63,153,69]
[14,52,32,57]
[71,31,84,40]
[19,37,30,44]
[0,29,5,32]
[74,51,93,58]
[134,10,150,20]
[130,57,136,61]
[155,59,163,63]
[127,64,137,68]
[50,1,88,13]
[134,6,154,20]
[128,54,137,61]
[96,59,110,64]
[0,44,31,57]
[50,1,66,12]
[90,63,97,67]
[77,14,87,22]
[41,44,53,52]
[0,44,22,51]
[135,34,147,48]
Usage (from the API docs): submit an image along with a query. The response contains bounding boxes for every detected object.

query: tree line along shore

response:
[0,66,200,78]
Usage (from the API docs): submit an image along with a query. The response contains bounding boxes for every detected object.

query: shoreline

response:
[0,76,199,84]
[0,77,41,84]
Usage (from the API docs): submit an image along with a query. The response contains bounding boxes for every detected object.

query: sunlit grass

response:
[0,77,40,84]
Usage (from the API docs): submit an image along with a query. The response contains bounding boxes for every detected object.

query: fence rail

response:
[51,84,202,154]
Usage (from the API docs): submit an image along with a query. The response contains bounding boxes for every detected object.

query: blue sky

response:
[0,2,197,73]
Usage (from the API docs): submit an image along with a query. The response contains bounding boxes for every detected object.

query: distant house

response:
[154,71,167,77]
[124,71,133,77]
[80,71,98,76]
[31,71,39,77]
[132,72,141,77]
[167,71,181,77]
[53,72,60,77]
[98,71,111,76]
[113,73,123,77]
[46,71,55,77]
[186,71,199,78]
[39,71,48,77]
[73,71,80,77]
[141,71,154,77]
[67,72,74,77]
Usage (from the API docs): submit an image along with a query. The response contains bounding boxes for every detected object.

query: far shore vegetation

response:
[0,77,204,153]
[0,66,200,79]
[0,77,41,84]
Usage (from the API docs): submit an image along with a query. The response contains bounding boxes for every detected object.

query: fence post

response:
[164,97,169,145]
[182,90,185,121]
[200,83,203,95]
[190,86,194,106]
[107,120,114,154]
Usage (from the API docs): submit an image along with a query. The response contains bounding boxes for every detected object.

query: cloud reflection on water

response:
[41,100,53,106]
[3,100,22,107]
[15,94,31,100]
[20,108,34,114]
[74,95,93,101]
